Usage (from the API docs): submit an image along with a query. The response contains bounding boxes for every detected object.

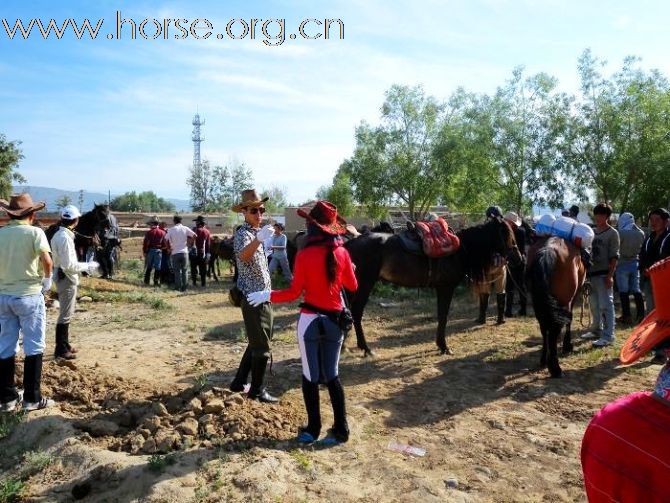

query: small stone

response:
[141,416,161,433]
[138,428,152,439]
[177,418,199,436]
[187,398,203,414]
[489,420,505,430]
[152,402,169,416]
[142,437,157,453]
[445,478,459,489]
[155,430,181,453]
[203,398,225,414]
[475,466,493,478]
[129,434,145,454]
[231,432,244,441]
[79,296,93,303]
[203,424,216,436]
[225,394,245,406]
[198,414,214,425]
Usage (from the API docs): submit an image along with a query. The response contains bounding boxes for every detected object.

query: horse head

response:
[495,218,523,267]
[91,203,111,229]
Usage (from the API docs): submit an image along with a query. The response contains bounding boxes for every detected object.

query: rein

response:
[578,281,592,328]
[73,229,96,240]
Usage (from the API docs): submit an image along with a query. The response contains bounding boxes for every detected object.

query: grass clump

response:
[0,478,24,503]
[289,449,312,471]
[19,450,52,479]
[0,411,25,441]
[147,453,177,474]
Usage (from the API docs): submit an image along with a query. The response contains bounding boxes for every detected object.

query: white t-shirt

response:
[166,223,196,255]
[264,236,274,258]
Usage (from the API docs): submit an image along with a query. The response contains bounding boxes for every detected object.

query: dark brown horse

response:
[45,204,110,261]
[208,235,235,281]
[527,236,587,377]
[344,217,521,356]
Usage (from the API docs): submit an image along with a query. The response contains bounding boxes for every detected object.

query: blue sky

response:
[2,0,669,205]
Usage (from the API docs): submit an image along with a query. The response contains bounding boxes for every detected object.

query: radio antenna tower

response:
[192,112,205,170]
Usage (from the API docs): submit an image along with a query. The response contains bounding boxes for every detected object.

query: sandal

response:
[22,398,55,411]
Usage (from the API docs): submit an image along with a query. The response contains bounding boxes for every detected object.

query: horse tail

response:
[529,246,571,325]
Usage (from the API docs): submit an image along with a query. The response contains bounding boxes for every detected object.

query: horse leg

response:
[562,308,574,355]
[547,323,563,378]
[350,283,375,357]
[539,320,548,368]
[436,285,455,355]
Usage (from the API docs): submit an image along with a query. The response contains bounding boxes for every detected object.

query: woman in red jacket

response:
[247,201,358,444]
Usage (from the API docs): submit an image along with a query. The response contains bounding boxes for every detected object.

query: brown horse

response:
[527,236,587,377]
[344,218,522,356]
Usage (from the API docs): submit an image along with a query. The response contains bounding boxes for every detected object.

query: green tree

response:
[187,159,254,212]
[315,170,355,217]
[0,134,26,199]
[261,185,289,214]
[344,85,462,219]
[55,194,72,210]
[110,191,175,212]
[77,189,85,210]
[483,68,569,214]
[561,50,670,217]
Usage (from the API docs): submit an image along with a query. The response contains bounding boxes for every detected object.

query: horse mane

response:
[456,218,512,282]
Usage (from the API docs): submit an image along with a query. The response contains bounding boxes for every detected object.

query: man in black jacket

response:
[639,208,670,312]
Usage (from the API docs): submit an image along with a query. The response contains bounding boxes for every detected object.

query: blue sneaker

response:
[296,430,317,445]
[316,428,349,446]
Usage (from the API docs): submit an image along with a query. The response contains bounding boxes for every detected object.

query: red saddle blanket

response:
[415,217,461,258]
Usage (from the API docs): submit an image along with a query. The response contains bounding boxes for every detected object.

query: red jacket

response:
[143,227,166,253]
[581,391,670,502]
[192,227,211,257]
[271,244,357,311]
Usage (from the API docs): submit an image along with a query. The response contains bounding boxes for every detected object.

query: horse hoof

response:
[549,370,563,378]
[363,350,376,358]
[562,346,573,355]
[440,347,454,356]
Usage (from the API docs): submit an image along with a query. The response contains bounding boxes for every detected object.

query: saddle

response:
[399,217,461,258]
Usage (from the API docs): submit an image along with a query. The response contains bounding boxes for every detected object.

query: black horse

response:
[344,217,521,356]
[208,235,235,281]
[45,204,110,261]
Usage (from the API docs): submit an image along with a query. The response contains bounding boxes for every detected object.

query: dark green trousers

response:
[240,297,274,358]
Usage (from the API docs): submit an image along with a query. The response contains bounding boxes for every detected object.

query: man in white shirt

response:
[50,205,99,359]
[166,214,196,292]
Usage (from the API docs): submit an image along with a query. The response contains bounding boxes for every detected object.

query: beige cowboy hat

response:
[503,211,522,226]
[0,193,46,218]
[231,189,269,213]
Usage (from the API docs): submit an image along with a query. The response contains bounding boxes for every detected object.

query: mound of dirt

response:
[29,361,302,455]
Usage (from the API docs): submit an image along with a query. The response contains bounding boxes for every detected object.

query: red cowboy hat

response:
[620,256,670,365]
[297,200,348,235]
[0,193,46,218]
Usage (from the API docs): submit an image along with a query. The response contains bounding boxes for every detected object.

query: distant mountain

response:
[12,185,191,212]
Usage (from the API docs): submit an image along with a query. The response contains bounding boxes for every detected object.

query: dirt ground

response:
[0,238,659,502]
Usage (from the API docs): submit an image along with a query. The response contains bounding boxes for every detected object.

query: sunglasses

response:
[247,207,266,215]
